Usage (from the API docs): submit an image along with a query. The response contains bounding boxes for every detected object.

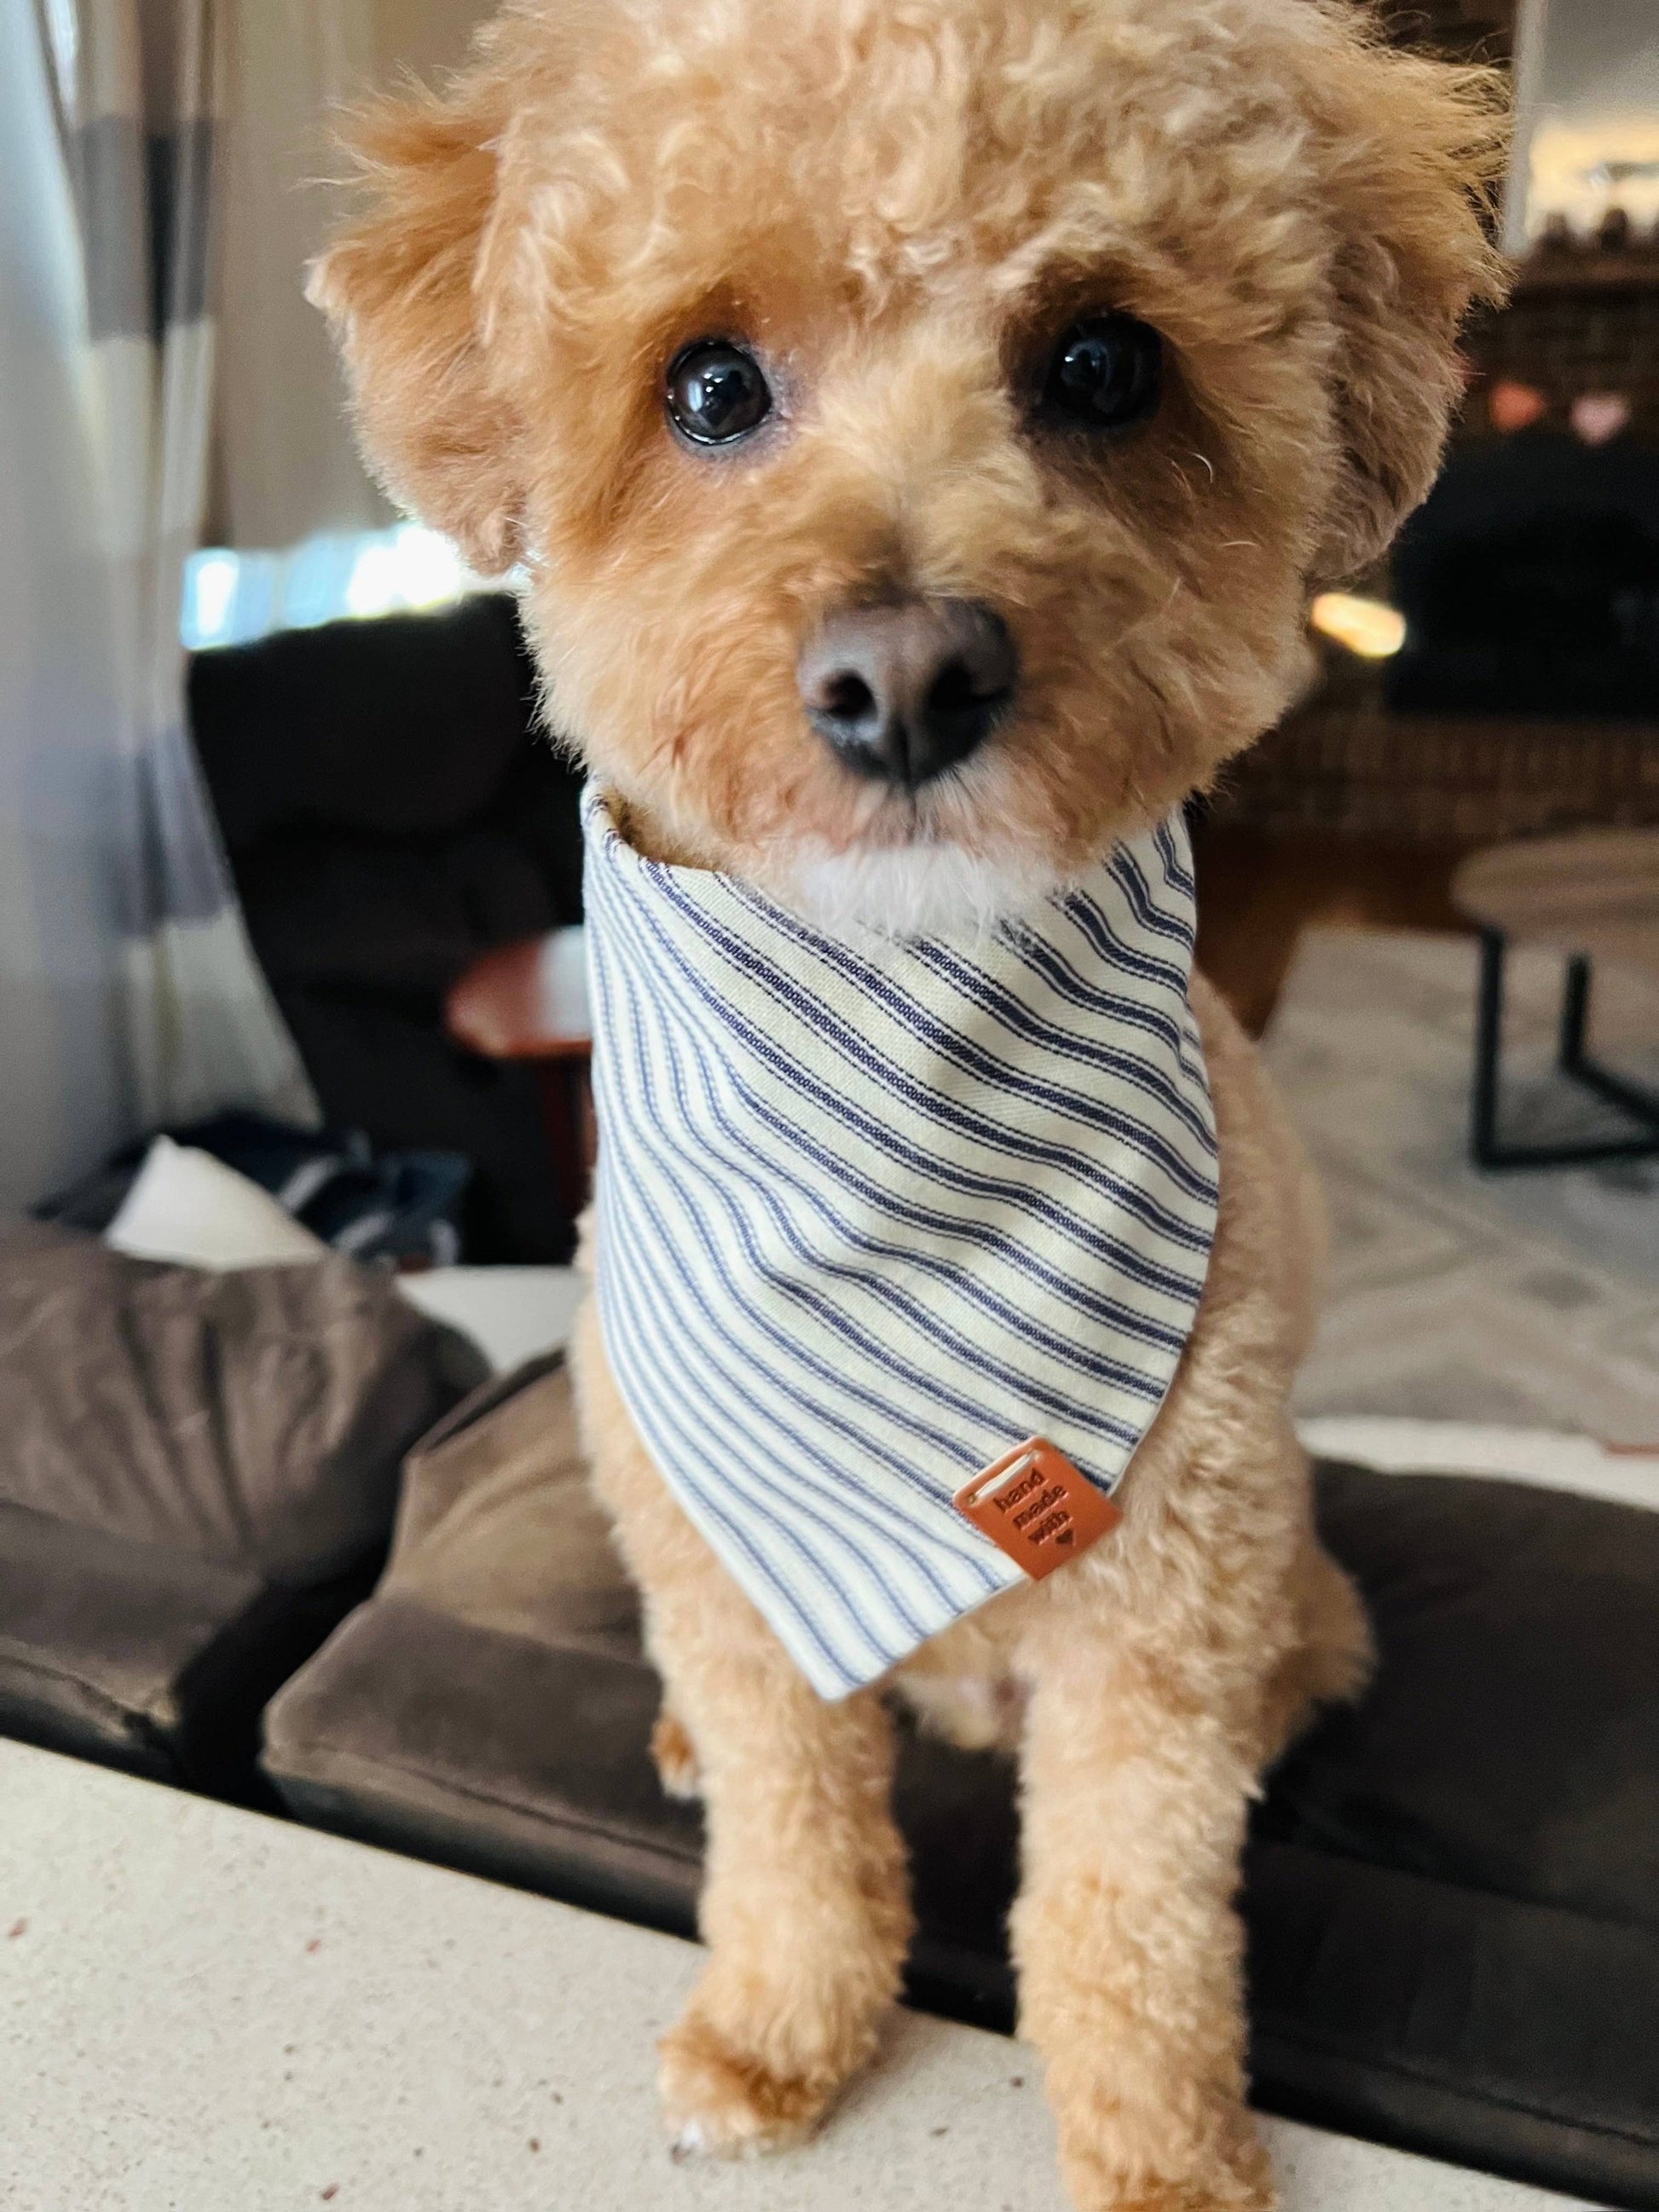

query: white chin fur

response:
[767,840,1061,939]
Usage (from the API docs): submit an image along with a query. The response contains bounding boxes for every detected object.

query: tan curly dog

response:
[313,3,1505,2203]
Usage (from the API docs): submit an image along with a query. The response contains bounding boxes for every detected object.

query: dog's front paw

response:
[660,2012,841,2161]
[1060,2138,1277,2212]
[1070,2188,1275,2212]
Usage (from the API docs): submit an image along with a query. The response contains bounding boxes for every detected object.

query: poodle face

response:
[314,0,1500,915]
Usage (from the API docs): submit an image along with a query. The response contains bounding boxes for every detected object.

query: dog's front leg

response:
[1013,1629,1275,2212]
[654,1608,911,2157]
[574,1305,911,2158]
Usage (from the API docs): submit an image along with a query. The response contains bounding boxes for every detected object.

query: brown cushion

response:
[0,1220,486,1580]
[263,1358,1659,2209]
[384,1352,639,1654]
[0,1497,263,1767]
[0,1219,487,1787]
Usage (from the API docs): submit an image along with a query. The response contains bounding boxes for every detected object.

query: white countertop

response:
[0,1741,1597,2212]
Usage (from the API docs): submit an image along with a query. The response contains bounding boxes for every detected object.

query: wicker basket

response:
[1209,667,1659,846]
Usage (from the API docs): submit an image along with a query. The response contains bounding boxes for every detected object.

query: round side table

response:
[1452,829,1659,1169]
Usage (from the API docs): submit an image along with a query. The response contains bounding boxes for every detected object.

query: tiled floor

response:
[1268,929,1659,1447]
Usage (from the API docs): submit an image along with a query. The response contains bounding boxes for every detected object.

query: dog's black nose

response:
[798,598,1019,788]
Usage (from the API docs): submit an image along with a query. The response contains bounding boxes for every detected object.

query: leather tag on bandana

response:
[952,1438,1121,1579]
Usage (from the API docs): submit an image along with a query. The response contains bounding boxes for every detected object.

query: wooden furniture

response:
[445,927,594,1219]
[1452,829,1659,1168]
[1193,821,1474,1037]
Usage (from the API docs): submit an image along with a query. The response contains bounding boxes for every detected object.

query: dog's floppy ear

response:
[1294,20,1509,581]
[308,79,522,574]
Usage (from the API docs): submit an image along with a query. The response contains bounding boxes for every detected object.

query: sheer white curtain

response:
[33,0,321,1135]
[214,0,492,550]
[0,5,131,1208]
[4,0,490,1200]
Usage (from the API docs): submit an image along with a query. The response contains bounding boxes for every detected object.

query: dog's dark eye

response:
[1042,315,1163,431]
[665,340,772,446]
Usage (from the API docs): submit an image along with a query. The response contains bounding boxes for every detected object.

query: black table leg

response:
[1559,954,1592,1071]
[1471,928,1506,1169]
[1470,932,1659,1170]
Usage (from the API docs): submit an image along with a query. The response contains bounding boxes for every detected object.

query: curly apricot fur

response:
[314,4,1504,2202]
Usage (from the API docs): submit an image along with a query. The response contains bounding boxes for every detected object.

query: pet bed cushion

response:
[262,1354,1659,2209]
[0,1219,485,1788]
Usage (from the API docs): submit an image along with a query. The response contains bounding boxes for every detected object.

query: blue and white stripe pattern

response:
[583,788,1218,1698]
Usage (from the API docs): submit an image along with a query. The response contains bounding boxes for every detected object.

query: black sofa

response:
[188,598,586,1263]
[264,1352,1659,2210]
[0,1221,484,1799]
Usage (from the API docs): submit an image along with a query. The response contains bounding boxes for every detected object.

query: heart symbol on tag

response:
[1571,392,1631,446]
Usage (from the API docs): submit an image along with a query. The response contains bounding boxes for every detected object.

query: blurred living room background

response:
[3,0,1656,1423]
[9,0,1654,1415]
[3,8,1659,2209]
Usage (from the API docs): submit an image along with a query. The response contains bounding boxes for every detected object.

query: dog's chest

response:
[581,787,1218,1700]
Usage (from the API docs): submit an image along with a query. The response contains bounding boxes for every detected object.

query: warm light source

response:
[1309,592,1408,660]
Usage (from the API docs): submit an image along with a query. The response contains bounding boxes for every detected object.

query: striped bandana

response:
[582,787,1218,1698]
